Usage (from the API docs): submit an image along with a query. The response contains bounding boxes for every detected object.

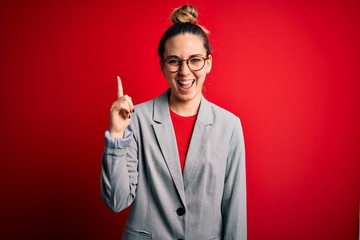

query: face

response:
[162,33,212,104]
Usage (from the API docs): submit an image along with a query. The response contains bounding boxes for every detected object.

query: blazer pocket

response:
[122,226,152,239]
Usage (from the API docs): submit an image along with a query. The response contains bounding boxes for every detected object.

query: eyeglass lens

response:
[165,56,206,72]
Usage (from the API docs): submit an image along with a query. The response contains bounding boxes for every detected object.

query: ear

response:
[205,54,212,74]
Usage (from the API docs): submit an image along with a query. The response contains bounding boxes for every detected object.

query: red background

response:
[1,0,359,239]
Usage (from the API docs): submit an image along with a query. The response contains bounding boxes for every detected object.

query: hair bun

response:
[171,5,198,24]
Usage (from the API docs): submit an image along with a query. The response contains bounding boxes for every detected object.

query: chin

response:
[175,89,201,102]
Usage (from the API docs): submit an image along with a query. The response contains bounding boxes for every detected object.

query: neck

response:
[169,93,202,117]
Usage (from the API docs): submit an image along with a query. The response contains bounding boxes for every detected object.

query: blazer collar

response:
[152,89,214,195]
[153,89,214,125]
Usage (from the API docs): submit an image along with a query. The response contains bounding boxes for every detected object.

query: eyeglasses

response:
[161,56,209,73]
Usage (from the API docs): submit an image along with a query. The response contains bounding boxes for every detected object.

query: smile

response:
[177,80,195,89]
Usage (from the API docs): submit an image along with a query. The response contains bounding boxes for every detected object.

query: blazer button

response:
[176,207,185,216]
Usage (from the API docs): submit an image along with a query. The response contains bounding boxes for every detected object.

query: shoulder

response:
[131,90,169,123]
[202,99,245,150]
[210,101,238,121]
[203,98,240,125]
[203,98,243,135]
[134,98,154,112]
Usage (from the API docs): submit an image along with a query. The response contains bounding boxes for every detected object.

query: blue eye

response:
[189,57,202,64]
[166,59,182,65]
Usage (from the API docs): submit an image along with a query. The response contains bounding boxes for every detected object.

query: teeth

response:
[178,80,193,85]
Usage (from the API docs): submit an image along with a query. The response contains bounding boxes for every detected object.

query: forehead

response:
[164,33,206,57]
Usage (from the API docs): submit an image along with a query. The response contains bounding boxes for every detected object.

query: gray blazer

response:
[101,90,247,239]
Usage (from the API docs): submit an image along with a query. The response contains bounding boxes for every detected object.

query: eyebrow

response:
[165,54,204,59]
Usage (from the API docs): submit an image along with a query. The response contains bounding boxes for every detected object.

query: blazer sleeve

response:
[221,117,247,239]
[100,130,139,213]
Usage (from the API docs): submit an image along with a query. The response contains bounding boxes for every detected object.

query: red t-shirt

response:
[170,109,197,172]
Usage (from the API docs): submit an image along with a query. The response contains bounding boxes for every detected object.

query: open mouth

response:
[177,80,195,90]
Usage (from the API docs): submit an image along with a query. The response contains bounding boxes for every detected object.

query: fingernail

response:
[132,109,135,113]
[128,114,131,119]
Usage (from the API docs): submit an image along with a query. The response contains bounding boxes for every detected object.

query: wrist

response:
[109,130,124,139]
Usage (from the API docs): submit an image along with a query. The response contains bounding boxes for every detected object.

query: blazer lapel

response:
[183,96,214,190]
[151,90,186,204]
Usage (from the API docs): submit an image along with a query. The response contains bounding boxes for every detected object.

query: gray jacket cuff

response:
[105,130,133,149]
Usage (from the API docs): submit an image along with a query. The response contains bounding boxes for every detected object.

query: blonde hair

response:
[170,5,209,34]
[158,5,211,59]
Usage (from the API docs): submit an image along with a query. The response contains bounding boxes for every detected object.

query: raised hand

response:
[109,76,134,138]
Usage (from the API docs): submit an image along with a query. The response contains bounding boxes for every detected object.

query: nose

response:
[178,60,191,75]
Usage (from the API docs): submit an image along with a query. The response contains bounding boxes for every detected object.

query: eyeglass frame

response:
[160,55,210,73]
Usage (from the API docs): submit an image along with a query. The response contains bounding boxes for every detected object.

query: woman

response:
[101,5,247,239]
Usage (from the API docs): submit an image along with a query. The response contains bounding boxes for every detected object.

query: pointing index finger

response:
[117,76,124,98]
